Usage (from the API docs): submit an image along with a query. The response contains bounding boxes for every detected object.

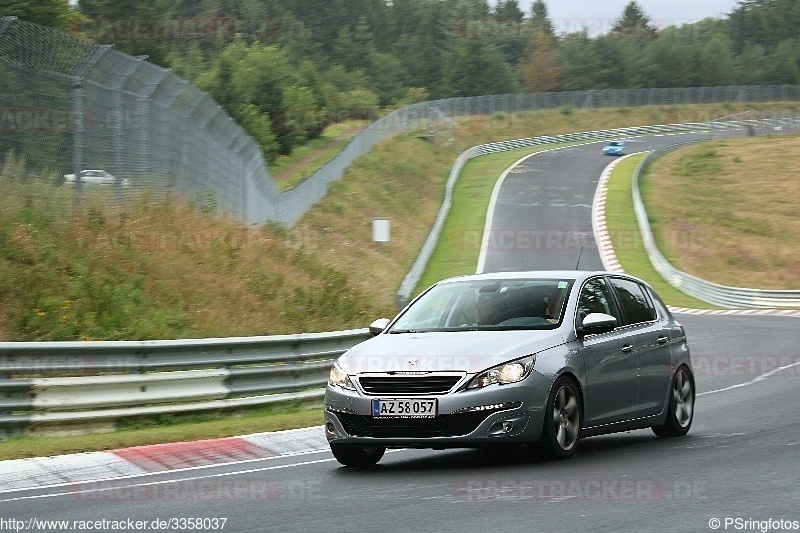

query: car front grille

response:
[333,409,505,438]
[358,374,463,395]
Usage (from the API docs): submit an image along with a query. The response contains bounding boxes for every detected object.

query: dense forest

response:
[3,0,800,162]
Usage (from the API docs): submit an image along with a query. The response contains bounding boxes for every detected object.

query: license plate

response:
[372,398,437,418]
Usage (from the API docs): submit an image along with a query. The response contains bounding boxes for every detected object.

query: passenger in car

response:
[545,288,565,324]
[475,294,500,325]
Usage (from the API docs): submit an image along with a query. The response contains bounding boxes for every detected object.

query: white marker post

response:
[372,218,391,244]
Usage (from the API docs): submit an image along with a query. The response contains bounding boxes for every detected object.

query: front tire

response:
[330,444,385,467]
[652,365,695,437]
[539,376,582,459]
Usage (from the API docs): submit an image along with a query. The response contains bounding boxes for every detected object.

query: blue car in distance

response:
[602,140,626,156]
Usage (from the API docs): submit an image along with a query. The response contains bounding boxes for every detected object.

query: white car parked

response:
[63,169,129,187]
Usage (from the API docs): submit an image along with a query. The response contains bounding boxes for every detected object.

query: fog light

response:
[325,421,337,437]
[486,414,530,437]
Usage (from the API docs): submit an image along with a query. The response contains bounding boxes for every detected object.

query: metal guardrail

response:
[0,329,370,436]
[632,141,800,309]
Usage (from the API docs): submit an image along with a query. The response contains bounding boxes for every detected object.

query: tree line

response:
[3,0,799,162]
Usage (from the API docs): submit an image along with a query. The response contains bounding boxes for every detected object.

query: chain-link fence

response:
[2,17,799,226]
[0,16,278,223]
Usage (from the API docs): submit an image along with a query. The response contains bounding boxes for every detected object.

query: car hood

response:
[338,330,565,374]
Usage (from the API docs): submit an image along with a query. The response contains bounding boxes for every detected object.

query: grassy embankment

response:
[641,136,800,289]
[1,102,797,459]
[269,120,369,191]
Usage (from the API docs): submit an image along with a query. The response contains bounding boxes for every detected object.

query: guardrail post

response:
[0,375,31,437]
[0,374,10,438]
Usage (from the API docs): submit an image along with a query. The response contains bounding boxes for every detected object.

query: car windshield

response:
[390,278,574,332]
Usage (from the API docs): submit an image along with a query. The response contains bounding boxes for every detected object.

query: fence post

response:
[70,45,111,211]
[70,77,85,209]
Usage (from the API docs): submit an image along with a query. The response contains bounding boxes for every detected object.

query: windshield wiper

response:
[389,329,417,334]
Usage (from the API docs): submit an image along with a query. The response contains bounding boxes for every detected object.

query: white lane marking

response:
[672,308,800,316]
[0,454,339,503]
[0,449,410,503]
[476,151,537,274]
[697,360,800,396]
[0,447,330,496]
[591,152,638,272]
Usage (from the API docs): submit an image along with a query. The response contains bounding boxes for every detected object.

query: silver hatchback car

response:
[324,271,695,466]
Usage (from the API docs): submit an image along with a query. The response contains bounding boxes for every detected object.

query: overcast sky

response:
[519,0,741,35]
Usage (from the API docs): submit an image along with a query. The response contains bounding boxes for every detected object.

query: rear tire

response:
[652,365,695,438]
[539,376,582,459]
[330,444,385,467]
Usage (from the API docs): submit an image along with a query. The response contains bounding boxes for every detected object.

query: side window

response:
[577,278,620,323]
[608,278,657,325]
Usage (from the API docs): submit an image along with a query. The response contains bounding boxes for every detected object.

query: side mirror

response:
[577,313,617,337]
[368,318,391,336]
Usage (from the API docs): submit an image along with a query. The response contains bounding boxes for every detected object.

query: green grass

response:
[640,135,800,289]
[269,121,367,191]
[671,146,721,177]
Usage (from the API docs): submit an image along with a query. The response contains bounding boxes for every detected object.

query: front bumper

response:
[324,372,551,448]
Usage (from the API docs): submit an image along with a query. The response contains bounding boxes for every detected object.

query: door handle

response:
[621,344,634,354]
[657,336,669,345]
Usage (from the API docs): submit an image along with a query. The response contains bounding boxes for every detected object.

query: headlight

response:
[467,356,536,389]
[328,363,355,390]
